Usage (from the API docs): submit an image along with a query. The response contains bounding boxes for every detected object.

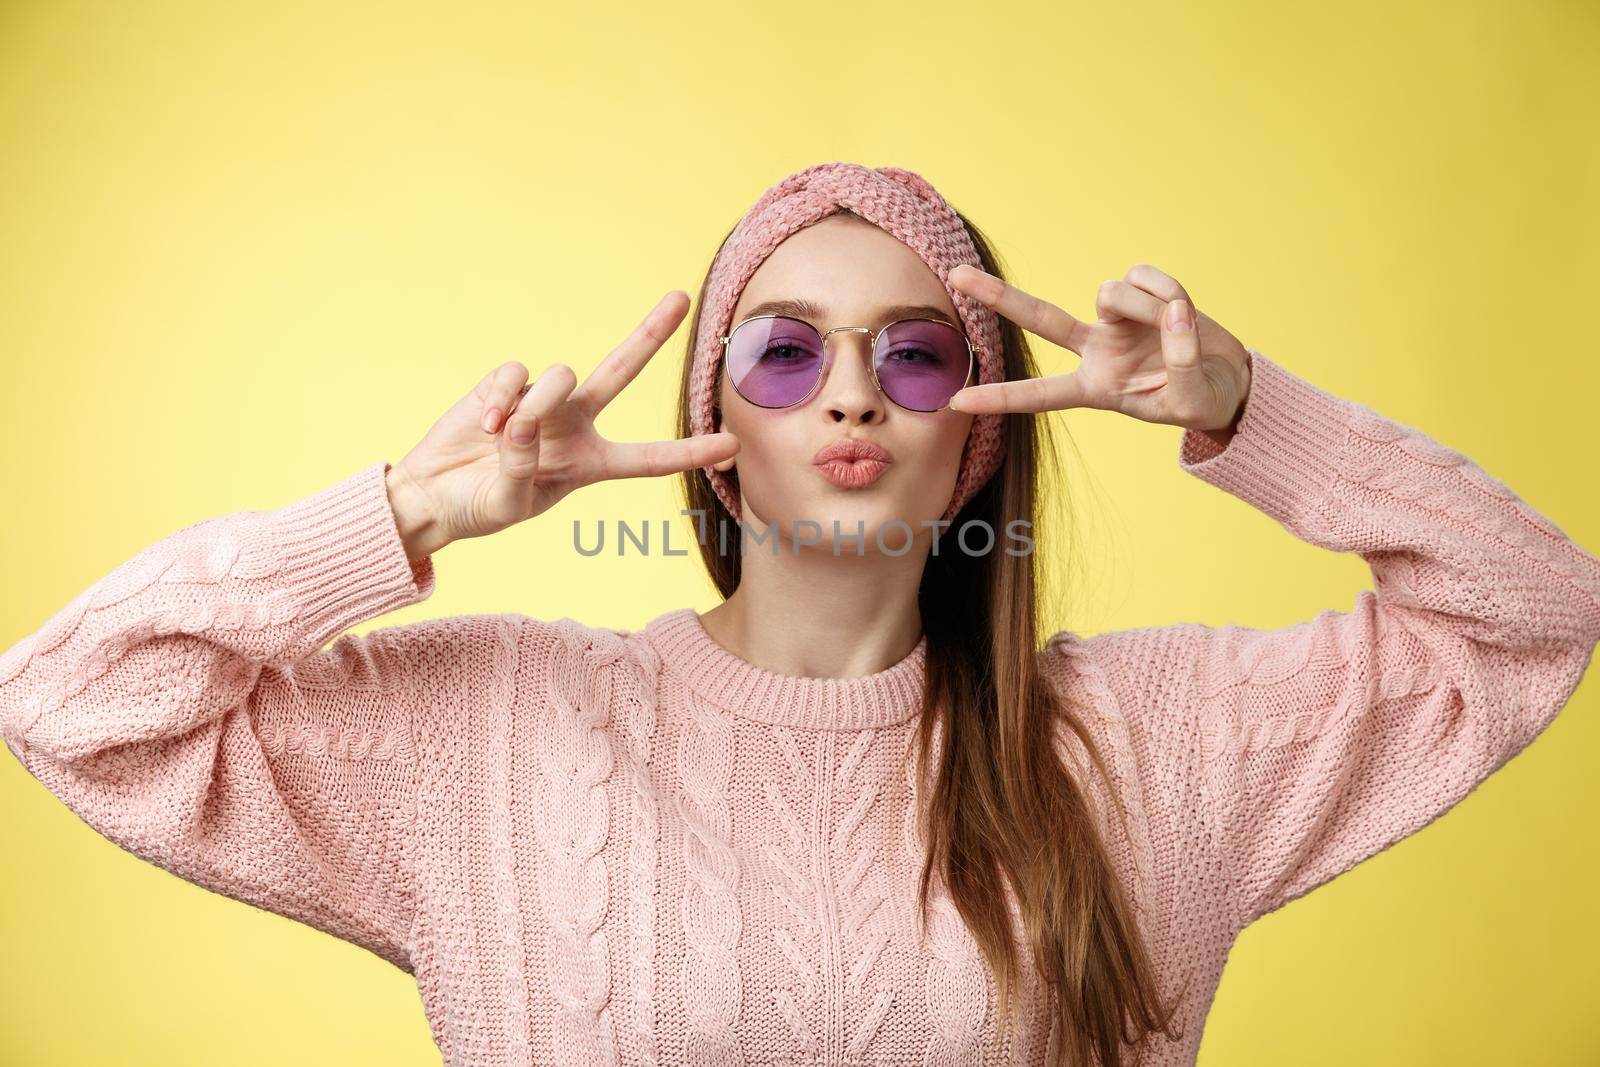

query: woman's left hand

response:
[946,263,1253,439]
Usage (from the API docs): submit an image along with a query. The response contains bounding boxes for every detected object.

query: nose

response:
[818,329,884,425]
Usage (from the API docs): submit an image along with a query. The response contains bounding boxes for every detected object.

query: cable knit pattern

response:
[3,350,1598,1065]
[763,727,827,1060]
[677,690,745,1064]
[485,614,533,1062]
[619,632,664,1067]
[901,719,989,1066]
[762,727,898,1064]
[540,620,622,1063]
[828,730,896,1060]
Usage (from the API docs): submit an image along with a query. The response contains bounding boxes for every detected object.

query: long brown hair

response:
[675,205,1184,1065]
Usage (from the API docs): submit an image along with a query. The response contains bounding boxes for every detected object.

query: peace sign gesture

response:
[385,291,740,560]
[946,263,1253,435]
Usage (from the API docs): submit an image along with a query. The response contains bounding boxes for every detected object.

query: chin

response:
[763,494,935,554]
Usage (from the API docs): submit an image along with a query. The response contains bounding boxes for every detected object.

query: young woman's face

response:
[713,214,977,550]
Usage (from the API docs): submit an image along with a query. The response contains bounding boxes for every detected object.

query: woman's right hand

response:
[383,290,739,561]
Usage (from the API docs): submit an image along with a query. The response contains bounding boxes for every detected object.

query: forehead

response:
[732,214,959,327]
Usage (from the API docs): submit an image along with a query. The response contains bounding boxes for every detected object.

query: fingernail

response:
[483,407,501,433]
[511,423,536,445]
[1169,300,1192,331]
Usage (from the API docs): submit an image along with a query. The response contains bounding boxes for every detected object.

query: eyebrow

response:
[739,297,959,329]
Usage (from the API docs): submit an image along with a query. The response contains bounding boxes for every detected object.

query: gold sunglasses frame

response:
[718,313,980,413]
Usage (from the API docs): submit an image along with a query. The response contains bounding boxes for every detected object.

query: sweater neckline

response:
[640,607,928,731]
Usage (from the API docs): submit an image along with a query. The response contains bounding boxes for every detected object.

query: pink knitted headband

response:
[688,161,1007,525]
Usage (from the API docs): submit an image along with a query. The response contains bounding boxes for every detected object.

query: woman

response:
[3,161,1596,1067]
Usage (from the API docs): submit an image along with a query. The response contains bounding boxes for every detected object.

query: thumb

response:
[487,405,542,522]
[497,406,541,484]
[1159,299,1206,423]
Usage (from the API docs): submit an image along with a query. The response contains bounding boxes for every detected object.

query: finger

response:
[518,362,579,422]
[1095,279,1166,326]
[496,363,579,484]
[601,431,741,481]
[1123,263,1192,305]
[569,291,691,420]
[947,265,1092,355]
[479,361,532,434]
[504,380,533,418]
[947,372,1092,414]
[497,401,542,484]
[1158,298,1207,422]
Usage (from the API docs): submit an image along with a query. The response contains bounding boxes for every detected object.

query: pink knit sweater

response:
[3,350,1598,1066]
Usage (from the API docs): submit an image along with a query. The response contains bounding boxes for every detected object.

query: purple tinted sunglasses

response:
[720,314,978,412]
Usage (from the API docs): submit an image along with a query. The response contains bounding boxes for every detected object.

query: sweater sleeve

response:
[0,460,445,972]
[1066,349,1600,933]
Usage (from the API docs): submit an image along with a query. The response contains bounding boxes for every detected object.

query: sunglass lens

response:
[875,321,973,411]
[725,317,824,407]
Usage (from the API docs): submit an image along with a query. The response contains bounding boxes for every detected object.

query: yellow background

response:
[2,1,1596,1063]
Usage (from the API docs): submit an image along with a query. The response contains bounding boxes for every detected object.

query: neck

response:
[639,516,934,731]
[701,515,929,683]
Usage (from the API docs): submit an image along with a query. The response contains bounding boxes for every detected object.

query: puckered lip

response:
[812,438,893,465]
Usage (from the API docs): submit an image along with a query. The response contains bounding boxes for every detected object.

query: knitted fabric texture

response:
[4,351,1599,1066]
[688,160,1007,524]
